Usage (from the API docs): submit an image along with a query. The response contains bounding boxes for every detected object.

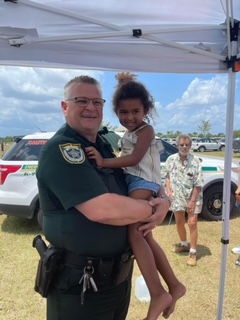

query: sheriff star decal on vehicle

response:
[59,143,85,164]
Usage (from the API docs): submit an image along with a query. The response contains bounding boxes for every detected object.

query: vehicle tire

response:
[37,209,44,229]
[198,146,206,152]
[220,145,225,151]
[201,185,235,221]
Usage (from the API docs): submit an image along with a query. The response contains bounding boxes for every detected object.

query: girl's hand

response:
[85,146,104,167]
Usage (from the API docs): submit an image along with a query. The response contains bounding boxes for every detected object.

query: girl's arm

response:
[86,125,155,168]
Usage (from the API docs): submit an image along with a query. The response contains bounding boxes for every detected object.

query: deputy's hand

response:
[138,197,170,236]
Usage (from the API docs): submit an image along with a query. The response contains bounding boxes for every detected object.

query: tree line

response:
[156,120,240,139]
[2,120,240,141]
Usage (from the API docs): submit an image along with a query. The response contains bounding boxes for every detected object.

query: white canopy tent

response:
[0,0,239,73]
[0,1,239,319]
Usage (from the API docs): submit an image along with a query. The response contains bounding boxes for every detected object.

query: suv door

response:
[0,137,49,223]
[210,139,214,150]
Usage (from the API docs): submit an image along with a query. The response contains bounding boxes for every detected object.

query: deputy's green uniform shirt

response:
[37,124,129,257]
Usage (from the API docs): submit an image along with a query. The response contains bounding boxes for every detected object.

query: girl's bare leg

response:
[129,223,172,320]
[129,189,186,319]
[146,233,186,318]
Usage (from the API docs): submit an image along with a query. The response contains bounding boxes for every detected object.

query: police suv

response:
[0,131,238,224]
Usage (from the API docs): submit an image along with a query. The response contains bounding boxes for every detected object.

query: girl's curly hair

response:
[115,72,137,88]
[112,72,157,123]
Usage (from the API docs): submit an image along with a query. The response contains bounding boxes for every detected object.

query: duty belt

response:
[62,250,134,303]
[63,251,117,281]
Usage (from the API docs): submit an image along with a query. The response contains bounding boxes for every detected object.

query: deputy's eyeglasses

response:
[66,97,106,108]
[179,144,190,147]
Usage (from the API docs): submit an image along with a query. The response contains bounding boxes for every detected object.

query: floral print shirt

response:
[162,153,203,211]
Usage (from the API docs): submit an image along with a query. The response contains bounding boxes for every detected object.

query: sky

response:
[0,66,239,138]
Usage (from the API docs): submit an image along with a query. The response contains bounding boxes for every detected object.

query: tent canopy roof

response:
[0,0,239,74]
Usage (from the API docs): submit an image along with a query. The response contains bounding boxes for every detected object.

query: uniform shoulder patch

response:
[59,143,85,164]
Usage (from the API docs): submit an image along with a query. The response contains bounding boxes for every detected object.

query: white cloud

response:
[166,76,228,110]
[0,68,239,137]
[153,75,238,135]
[0,67,103,136]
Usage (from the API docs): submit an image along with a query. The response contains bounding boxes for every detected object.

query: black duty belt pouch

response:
[114,250,134,285]
[62,249,134,288]
[33,235,63,298]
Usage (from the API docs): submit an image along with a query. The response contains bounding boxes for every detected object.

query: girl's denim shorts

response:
[125,174,160,195]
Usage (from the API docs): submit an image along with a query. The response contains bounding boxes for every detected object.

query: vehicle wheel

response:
[220,145,225,151]
[201,185,235,221]
[198,146,206,152]
[37,209,44,229]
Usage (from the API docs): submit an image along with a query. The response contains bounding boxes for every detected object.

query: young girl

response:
[86,72,186,320]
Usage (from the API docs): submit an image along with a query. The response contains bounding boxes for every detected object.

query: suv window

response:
[160,140,178,161]
[2,139,48,161]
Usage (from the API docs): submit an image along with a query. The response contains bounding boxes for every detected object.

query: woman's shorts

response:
[125,174,160,195]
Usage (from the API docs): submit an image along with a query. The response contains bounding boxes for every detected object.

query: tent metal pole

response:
[217,3,238,316]
[8,25,226,42]
[9,34,225,61]
[217,68,236,320]
[217,2,239,316]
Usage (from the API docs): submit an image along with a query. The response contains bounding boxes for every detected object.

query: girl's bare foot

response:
[162,282,186,319]
[145,291,172,320]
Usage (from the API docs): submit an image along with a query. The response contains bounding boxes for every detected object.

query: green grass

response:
[1,145,240,319]
[1,211,240,320]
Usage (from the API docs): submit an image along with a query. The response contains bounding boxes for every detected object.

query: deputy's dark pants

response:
[47,266,132,320]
